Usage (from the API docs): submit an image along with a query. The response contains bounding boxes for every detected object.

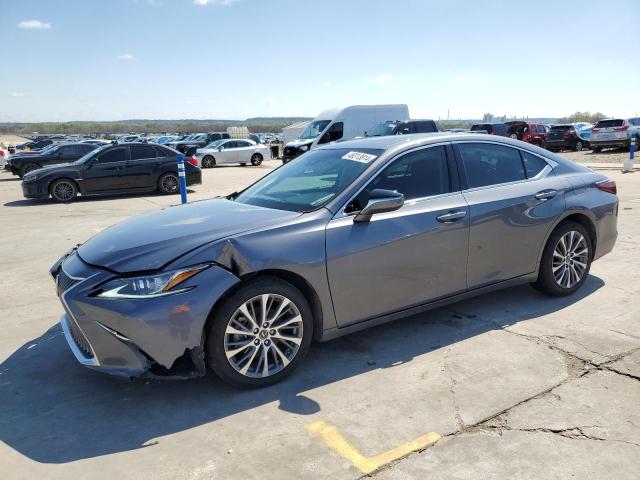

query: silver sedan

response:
[195,139,270,167]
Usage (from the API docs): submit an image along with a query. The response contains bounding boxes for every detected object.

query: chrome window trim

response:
[334,142,455,220]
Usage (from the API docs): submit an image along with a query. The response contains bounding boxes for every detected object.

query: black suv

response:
[365,119,438,137]
[470,123,508,136]
[7,143,99,177]
[168,132,230,155]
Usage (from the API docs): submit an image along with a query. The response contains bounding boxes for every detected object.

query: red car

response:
[505,121,549,147]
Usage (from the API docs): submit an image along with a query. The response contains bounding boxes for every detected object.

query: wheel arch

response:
[202,268,324,344]
[537,211,597,267]
[48,177,79,195]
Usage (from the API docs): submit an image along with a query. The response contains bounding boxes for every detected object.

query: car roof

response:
[318,132,568,154]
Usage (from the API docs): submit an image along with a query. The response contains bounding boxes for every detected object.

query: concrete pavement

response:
[0,159,638,479]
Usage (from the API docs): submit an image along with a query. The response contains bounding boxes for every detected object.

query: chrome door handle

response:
[535,190,557,201]
[436,210,467,223]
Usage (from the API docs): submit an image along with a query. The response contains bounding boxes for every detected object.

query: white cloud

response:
[18,20,51,29]
[194,0,238,5]
[117,53,135,60]
[9,92,25,97]
[373,73,392,84]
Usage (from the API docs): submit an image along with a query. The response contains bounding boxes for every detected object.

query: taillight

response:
[596,179,617,195]
[187,156,198,166]
[0,151,5,157]
[613,122,628,131]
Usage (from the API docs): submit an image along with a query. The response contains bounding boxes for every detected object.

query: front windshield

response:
[204,139,225,149]
[366,122,399,137]
[235,147,383,212]
[40,144,58,153]
[193,134,207,141]
[299,120,331,140]
[74,145,109,165]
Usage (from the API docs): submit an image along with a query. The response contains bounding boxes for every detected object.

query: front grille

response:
[56,269,79,296]
[68,316,94,358]
[283,146,298,158]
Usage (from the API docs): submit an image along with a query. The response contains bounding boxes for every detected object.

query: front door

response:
[82,146,130,193]
[326,144,469,327]
[216,141,239,164]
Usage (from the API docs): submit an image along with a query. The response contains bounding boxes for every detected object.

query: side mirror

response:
[354,189,404,223]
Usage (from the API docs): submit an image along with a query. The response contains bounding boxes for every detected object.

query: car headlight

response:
[97,264,210,299]
[23,174,38,182]
[298,145,309,152]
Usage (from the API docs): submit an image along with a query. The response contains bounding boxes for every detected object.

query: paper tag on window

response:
[342,151,377,163]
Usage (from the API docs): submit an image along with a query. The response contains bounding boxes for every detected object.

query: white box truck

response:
[282,104,409,163]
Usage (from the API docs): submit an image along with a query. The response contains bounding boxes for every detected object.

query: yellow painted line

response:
[306,421,441,475]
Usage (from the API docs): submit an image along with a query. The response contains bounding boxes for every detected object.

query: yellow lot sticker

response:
[306,421,441,475]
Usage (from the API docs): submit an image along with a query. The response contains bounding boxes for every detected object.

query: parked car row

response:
[468,117,640,153]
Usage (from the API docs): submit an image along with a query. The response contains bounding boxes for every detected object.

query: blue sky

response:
[2,0,639,122]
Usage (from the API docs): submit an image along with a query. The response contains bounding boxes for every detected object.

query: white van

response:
[282,104,409,163]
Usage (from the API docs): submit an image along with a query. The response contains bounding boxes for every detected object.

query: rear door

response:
[326,144,469,326]
[81,146,129,192]
[124,144,162,189]
[234,140,255,163]
[454,142,566,288]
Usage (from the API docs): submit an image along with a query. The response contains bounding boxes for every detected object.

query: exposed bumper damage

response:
[53,250,240,378]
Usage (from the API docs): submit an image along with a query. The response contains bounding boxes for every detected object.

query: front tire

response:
[158,172,179,194]
[533,221,592,296]
[574,141,583,151]
[251,153,263,166]
[50,179,78,203]
[205,276,313,388]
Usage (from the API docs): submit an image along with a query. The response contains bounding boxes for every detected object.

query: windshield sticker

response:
[342,151,377,163]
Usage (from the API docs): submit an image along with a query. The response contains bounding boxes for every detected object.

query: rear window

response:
[551,125,572,131]
[595,120,624,128]
[470,124,491,132]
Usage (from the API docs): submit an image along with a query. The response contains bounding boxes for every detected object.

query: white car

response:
[195,139,270,167]
[0,142,9,167]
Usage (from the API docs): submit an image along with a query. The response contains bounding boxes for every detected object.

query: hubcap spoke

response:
[553,230,588,289]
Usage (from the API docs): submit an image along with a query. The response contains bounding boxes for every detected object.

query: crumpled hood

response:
[77,198,300,273]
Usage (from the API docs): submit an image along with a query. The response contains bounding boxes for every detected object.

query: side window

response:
[96,148,127,164]
[153,146,169,157]
[458,143,525,188]
[224,141,237,149]
[130,145,158,160]
[521,151,549,178]
[351,146,451,210]
[320,122,344,143]
[237,141,251,147]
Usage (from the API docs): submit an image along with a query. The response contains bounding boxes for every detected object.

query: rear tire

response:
[574,141,583,151]
[202,155,216,168]
[50,178,78,203]
[205,276,313,388]
[251,153,263,166]
[533,221,592,296]
[158,172,179,194]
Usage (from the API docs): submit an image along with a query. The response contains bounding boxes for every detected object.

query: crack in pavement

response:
[366,327,640,478]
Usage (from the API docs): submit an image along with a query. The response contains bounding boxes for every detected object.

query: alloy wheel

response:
[223,293,303,378]
[52,180,76,202]
[251,154,263,166]
[161,174,178,193]
[552,230,589,289]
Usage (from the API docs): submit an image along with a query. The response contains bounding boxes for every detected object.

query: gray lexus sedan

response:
[51,133,618,388]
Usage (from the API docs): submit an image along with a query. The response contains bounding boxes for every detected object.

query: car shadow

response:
[0,277,604,464]
[3,190,198,207]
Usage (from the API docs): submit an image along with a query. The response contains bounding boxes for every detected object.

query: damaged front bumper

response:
[53,250,240,378]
